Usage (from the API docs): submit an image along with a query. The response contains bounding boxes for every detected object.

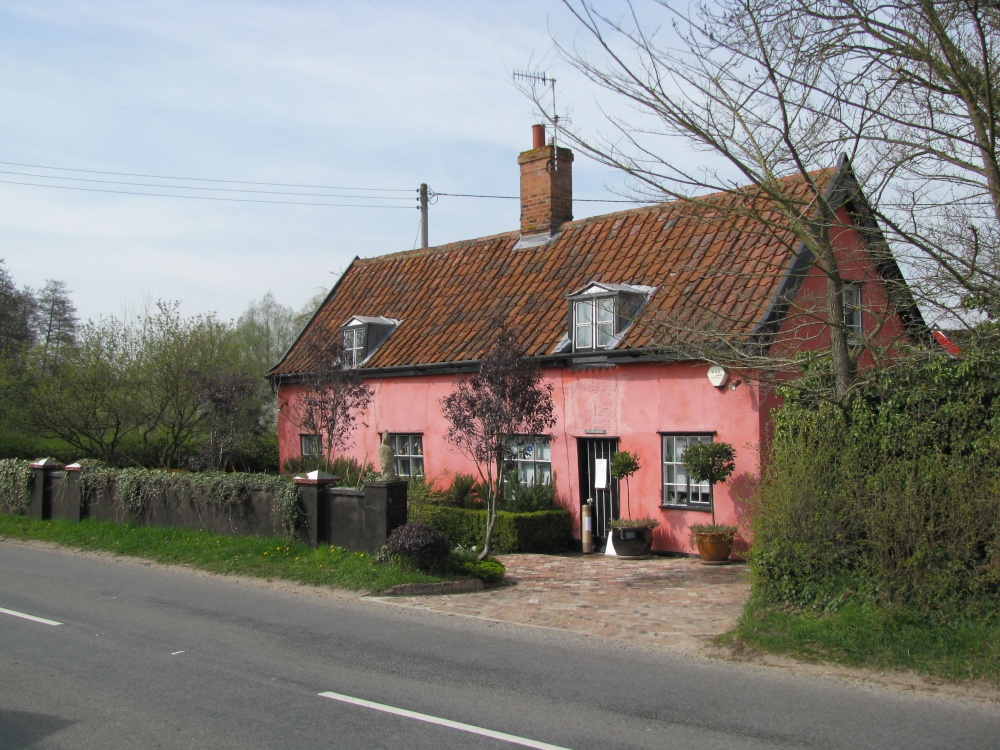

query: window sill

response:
[659,505,712,512]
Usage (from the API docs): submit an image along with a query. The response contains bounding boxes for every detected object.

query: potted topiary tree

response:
[682,441,738,564]
[607,449,659,558]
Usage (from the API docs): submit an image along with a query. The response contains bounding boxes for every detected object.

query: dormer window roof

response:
[558,283,654,354]
[341,316,399,367]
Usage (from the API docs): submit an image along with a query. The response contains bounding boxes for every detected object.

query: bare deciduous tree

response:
[523,0,998,399]
[286,335,374,465]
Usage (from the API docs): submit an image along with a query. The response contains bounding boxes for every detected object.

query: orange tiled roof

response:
[270,168,840,377]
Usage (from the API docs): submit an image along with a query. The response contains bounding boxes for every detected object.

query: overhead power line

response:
[0,160,413,193]
[0,158,652,207]
[0,179,411,208]
[433,191,650,204]
[0,169,414,201]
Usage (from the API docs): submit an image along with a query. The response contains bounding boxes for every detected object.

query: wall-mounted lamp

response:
[729,378,743,391]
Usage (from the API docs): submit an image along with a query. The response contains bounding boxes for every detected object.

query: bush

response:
[410,505,571,554]
[444,473,485,508]
[753,350,1000,620]
[0,458,31,513]
[406,475,446,505]
[386,522,451,571]
[501,474,557,513]
[451,556,506,584]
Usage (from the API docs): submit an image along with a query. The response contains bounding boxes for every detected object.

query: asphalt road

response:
[1,541,997,750]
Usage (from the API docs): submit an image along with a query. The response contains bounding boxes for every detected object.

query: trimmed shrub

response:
[410,505,571,554]
[452,557,507,584]
[386,522,451,571]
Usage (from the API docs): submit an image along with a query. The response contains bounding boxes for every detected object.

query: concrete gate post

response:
[293,471,336,547]
[28,458,65,520]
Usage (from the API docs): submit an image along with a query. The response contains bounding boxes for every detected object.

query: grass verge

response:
[0,515,454,593]
[728,594,1000,684]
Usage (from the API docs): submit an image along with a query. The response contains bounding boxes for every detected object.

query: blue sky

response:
[0,0,691,323]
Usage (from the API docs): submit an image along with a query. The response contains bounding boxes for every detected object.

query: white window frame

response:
[573,296,616,351]
[343,325,367,367]
[843,282,862,340]
[507,437,552,485]
[300,434,320,458]
[390,433,424,477]
[661,434,713,510]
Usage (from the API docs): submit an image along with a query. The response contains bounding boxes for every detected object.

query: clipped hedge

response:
[410,505,571,554]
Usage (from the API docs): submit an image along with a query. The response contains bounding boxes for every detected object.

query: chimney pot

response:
[518,126,573,237]
[531,124,546,149]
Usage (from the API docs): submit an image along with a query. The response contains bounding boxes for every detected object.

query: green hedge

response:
[410,505,571,554]
[0,458,31,513]
[753,347,1000,620]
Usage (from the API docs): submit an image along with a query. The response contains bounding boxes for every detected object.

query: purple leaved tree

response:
[441,315,556,559]
[287,335,373,467]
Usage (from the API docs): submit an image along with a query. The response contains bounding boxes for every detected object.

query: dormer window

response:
[564,283,654,353]
[575,296,616,349]
[343,326,366,367]
[339,316,399,367]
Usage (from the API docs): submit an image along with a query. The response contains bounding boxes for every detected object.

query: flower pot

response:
[693,531,734,565]
[610,526,654,558]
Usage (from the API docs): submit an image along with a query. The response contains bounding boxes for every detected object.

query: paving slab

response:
[373,552,750,654]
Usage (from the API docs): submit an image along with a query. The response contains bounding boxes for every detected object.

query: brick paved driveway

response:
[375,552,750,653]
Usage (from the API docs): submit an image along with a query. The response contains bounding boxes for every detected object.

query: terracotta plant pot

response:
[693,531,734,565]
[610,526,654,558]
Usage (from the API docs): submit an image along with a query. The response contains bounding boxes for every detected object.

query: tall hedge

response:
[753,349,1000,620]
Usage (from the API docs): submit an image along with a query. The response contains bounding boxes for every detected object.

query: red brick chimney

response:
[518,124,573,238]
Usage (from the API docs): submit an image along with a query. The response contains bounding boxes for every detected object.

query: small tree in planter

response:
[681,441,738,563]
[607,449,659,558]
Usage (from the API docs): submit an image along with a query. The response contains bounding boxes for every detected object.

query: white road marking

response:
[171,651,185,655]
[0,606,62,626]
[318,691,573,750]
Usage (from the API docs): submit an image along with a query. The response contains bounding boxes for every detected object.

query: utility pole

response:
[419,183,429,248]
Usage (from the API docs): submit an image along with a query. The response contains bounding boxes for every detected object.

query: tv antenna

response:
[513,69,564,169]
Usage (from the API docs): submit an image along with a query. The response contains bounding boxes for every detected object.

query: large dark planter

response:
[693,531,735,565]
[611,526,654,558]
